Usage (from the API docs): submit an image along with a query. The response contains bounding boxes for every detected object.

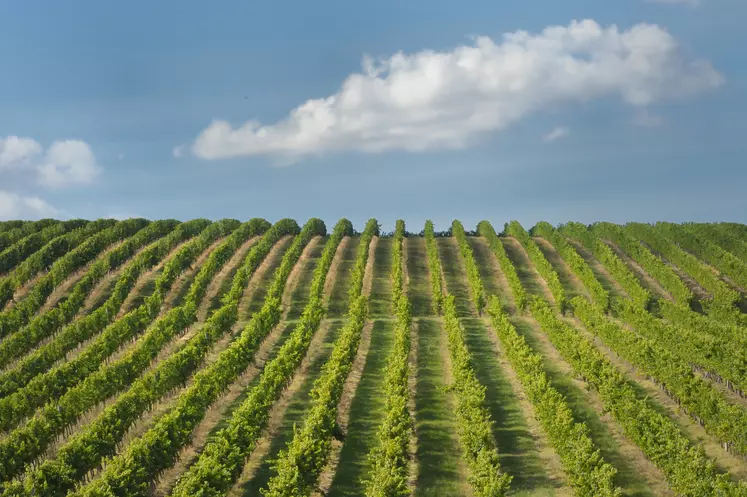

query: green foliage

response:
[487,297,620,496]
[0,219,60,252]
[365,220,413,497]
[585,299,747,455]
[73,219,345,497]
[173,219,376,497]
[441,295,512,497]
[505,220,567,312]
[0,219,88,274]
[424,220,443,313]
[625,222,738,314]
[451,220,485,312]
[455,225,618,496]
[0,219,118,309]
[532,297,745,496]
[16,219,310,497]
[0,220,249,399]
[0,219,230,434]
[591,222,693,306]
[532,221,610,311]
[691,223,747,261]
[658,222,747,290]
[476,221,527,311]
[0,219,185,371]
[424,223,511,497]
[559,222,652,309]
[0,218,147,336]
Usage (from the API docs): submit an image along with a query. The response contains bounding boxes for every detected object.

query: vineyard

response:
[1,217,747,497]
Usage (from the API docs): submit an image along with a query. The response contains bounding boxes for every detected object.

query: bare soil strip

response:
[324,236,351,309]
[147,237,319,496]
[314,320,375,497]
[564,239,628,300]
[437,236,477,317]
[515,315,670,497]
[39,240,129,313]
[468,236,571,495]
[229,320,344,496]
[533,236,591,302]
[313,236,378,495]
[198,236,262,321]
[467,237,516,314]
[578,315,747,481]
[509,238,667,496]
[7,272,46,310]
[116,239,193,319]
[405,237,434,317]
[603,240,674,302]
[502,236,557,308]
[236,236,291,321]
[163,236,228,310]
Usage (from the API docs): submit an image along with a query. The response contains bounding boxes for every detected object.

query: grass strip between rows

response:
[69,218,333,497]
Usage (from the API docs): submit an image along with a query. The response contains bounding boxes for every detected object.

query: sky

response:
[0,0,745,232]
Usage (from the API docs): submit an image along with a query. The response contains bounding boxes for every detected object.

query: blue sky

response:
[0,0,745,232]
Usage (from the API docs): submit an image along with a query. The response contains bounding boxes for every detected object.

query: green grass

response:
[128,269,159,310]
[327,237,361,318]
[413,318,467,497]
[369,238,393,318]
[242,238,293,318]
[502,238,547,300]
[566,240,628,301]
[286,237,327,320]
[461,318,559,496]
[468,237,513,312]
[327,320,394,497]
[238,320,345,496]
[406,237,434,317]
[532,237,589,302]
[511,317,657,497]
[85,277,120,313]
[436,237,475,318]
[204,321,297,437]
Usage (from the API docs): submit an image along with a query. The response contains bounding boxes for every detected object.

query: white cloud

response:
[0,136,102,189]
[37,140,101,189]
[187,19,723,162]
[0,190,61,220]
[543,126,570,143]
[0,136,43,169]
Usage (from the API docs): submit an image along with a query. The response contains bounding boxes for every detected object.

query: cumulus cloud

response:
[0,136,43,169]
[543,127,570,143]
[186,19,723,162]
[0,190,61,220]
[38,140,101,188]
[0,136,101,188]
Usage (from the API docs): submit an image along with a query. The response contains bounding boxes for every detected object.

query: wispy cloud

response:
[543,127,570,143]
[183,19,723,162]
